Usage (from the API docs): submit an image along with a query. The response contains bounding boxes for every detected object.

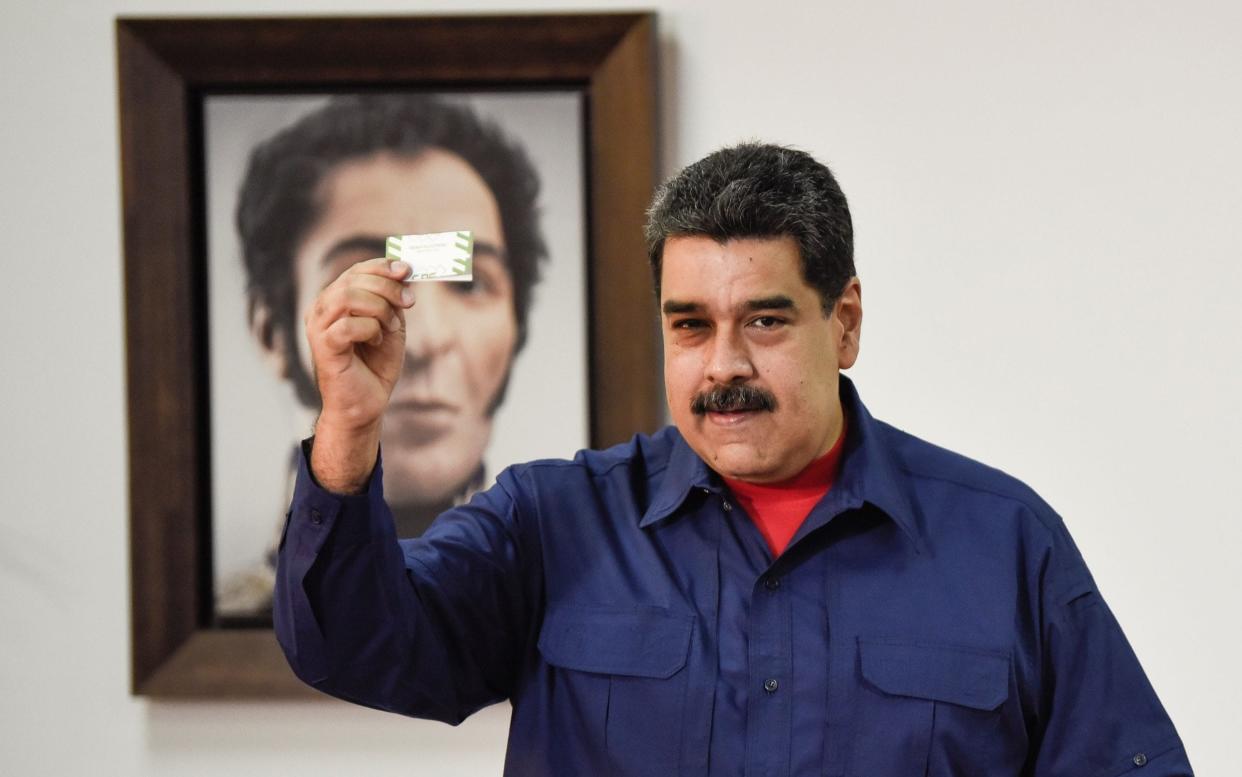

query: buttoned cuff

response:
[286,436,391,551]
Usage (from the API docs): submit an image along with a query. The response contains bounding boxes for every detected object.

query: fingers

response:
[305,258,410,428]
[345,257,415,304]
[322,315,384,353]
[337,256,415,311]
[350,286,404,330]
[344,259,415,306]
[350,272,415,315]
[307,265,413,340]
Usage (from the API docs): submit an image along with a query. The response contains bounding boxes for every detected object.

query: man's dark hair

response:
[644,142,854,314]
[237,94,547,407]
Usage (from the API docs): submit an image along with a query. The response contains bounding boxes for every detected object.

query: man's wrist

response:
[309,417,382,495]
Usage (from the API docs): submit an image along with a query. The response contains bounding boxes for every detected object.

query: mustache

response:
[691,384,777,415]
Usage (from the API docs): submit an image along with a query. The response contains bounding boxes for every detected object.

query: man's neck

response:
[720,416,848,556]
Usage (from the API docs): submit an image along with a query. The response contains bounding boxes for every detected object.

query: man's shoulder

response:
[503,426,682,483]
[488,428,683,528]
[874,419,1061,531]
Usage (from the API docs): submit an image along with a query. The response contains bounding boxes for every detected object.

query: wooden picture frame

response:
[118,13,659,698]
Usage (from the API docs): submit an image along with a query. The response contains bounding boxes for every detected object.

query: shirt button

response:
[763,678,779,693]
[1132,753,1148,767]
[309,508,323,526]
[721,499,733,512]
[764,576,781,591]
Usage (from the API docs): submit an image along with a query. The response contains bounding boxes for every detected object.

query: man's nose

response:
[704,327,755,384]
[402,287,455,365]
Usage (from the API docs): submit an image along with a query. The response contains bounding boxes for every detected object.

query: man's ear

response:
[249,301,292,380]
[834,277,863,370]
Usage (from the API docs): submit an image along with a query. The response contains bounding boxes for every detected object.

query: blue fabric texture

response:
[274,376,1192,776]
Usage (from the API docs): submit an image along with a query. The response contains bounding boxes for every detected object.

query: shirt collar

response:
[640,429,719,527]
[640,375,925,555]
[831,375,925,554]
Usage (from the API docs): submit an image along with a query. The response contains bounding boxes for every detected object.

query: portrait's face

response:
[285,149,518,505]
[660,235,860,483]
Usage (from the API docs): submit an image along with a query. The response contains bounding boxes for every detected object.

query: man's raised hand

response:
[304,257,415,492]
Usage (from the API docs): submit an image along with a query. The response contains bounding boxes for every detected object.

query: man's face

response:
[286,149,518,505]
[660,235,861,483]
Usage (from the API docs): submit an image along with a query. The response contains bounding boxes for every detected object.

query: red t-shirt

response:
[721,421,847,557]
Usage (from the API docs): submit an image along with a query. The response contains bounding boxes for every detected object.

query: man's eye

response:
[672,319,706,330]
[750,316,784,329]
[447,276,496,297]
[447,258,511,300]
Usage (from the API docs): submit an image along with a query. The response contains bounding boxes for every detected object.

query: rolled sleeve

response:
[1031,520,1193,776]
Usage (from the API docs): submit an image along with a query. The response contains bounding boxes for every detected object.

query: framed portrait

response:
[118,14,659,697]
[206,91,592,624]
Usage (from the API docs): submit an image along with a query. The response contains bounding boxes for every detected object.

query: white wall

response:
[2,0,1238,774]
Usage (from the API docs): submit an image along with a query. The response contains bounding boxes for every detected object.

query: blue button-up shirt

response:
[274,377,1192,776]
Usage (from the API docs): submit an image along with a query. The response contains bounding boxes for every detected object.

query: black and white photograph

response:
[204,92,589,621]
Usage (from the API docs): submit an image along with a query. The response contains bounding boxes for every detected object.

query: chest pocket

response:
[539,605,694,776]
[843,638,1013,777]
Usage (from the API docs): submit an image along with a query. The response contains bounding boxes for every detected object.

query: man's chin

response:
[687,437,773,481]
[713,462,774,483]
[381,465,476,507]
[385,489,459,508]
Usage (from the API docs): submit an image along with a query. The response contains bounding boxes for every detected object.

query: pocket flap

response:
[539,605,694,679]
[859,638,1010,711]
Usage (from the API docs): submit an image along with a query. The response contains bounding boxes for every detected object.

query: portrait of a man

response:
[206,93,588,619]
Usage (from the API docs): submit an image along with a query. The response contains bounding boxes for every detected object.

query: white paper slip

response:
[385,231,474,282]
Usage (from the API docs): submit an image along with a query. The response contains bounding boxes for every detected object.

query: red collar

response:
[721,419,848,556]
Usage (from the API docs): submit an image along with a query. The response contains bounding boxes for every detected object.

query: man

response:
[275,143,1193,775]
[218,95,548,617]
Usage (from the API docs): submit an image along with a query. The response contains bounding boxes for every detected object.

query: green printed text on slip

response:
[385,231,474,282]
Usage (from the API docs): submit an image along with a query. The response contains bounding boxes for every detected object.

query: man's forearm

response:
[275,445,528,724]
[310,418,381,494]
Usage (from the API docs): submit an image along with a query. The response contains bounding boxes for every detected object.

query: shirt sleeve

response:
[1029,516,1194,776]
[273,438,538,724]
